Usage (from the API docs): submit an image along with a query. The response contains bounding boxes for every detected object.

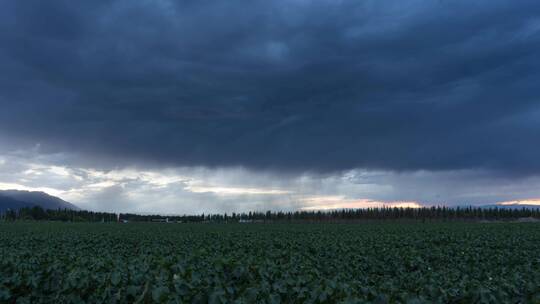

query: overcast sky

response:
[1,0,540,213]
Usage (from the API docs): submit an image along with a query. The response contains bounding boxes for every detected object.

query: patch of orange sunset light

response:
[300,195,422,210]
[497,199,540,206]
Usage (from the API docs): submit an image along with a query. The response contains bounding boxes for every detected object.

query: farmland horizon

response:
[2,187,540,217]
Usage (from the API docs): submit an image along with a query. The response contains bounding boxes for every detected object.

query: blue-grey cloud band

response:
[0,0,539,177]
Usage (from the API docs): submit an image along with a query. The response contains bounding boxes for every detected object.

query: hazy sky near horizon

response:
[1,0,540,212]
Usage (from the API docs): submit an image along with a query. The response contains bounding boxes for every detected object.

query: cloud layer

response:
[1,0,539,174]
[2,151,540,213]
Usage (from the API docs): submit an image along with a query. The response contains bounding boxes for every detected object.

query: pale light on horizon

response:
[300,196,422,210]
[0,182,65,197]
[497,199,540,206]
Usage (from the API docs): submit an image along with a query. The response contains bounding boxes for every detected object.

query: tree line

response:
[1,205,539,222]
[1,207,117,222]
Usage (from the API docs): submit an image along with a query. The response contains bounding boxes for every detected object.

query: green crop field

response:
[1,222,539,303]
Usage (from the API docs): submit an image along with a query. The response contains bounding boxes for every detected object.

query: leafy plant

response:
[0,222,539,303]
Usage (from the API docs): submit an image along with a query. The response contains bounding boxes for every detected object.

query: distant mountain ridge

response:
[0,190,79,212]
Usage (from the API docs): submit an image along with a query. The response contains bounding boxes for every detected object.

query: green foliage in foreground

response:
[1,222,540,303]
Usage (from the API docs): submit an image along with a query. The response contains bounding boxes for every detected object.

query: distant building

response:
[151,218,169,223]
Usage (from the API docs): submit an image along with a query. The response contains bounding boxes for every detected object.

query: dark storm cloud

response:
[1,0,539,174]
